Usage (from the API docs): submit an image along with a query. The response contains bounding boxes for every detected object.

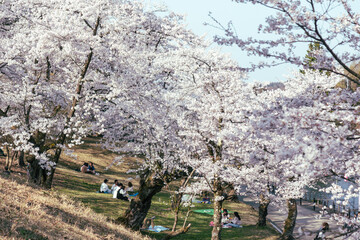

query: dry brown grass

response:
[0,174,151,240]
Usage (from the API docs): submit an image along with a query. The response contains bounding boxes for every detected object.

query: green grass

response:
[53,137,279,240]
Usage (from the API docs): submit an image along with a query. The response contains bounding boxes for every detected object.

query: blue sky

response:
[145,0,300,83]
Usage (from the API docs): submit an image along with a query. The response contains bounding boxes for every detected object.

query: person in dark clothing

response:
[117,184,129,201]
[88,162,95,174]
[314,222,329,240]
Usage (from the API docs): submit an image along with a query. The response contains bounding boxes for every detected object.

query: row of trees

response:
[1,0,360,239]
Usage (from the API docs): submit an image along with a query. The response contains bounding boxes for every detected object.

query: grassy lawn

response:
[53,137,279,240]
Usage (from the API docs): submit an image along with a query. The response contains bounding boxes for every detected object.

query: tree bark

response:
[18,151,25,167]
[280,198,297,240]
[211,179,224,240]
[172,212,179,232]
[4,147,17,171]
[162,223,191,240]
[257,194,270,227]
[27,155,48,186]
[122,170,165,230]
[4,146,11,171]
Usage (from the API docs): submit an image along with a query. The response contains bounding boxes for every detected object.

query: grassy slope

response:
[52,137,279,240]
[0,172,149,240]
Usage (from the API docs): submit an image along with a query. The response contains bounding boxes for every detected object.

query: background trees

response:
[0,0,195,188]
[215,0,360,84]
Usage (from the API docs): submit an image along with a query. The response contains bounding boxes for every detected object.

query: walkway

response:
[238,196,345,239]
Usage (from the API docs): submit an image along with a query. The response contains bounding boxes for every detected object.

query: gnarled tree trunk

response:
[280,198,297,240]
[257,194,270,227]
[122,170,165,230]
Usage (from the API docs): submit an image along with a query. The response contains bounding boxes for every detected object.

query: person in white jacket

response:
[100,179,111,193]
[111,180,118,193]
[112,182,121,198]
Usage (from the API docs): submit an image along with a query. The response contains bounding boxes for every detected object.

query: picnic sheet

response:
[193,209,214,215]
[193,209,233,215]
[146,226,169,232]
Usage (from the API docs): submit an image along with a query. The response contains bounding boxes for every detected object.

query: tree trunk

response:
[171,190,182,232]
[27,130,50,188]
[4,147,17,171]
[18,151,25,167]
[27,147,60,189]
[27,155,49,187]
[4,146,11,171]
[280,198,297,240]
[171,169,195,232]
[211,179,224,240]
[44,147,62,189]
[172,212,179,232]
[122,170,165,230]
[257,194,270,227]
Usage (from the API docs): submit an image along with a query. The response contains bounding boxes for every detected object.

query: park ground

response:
[0,137,279,239]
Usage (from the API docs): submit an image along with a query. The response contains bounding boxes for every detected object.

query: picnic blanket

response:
[193,209,233,215]
[193,209,214,215]
[146,225,169,232]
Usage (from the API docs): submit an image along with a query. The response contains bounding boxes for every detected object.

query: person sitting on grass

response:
[221,209,230,224]
[142,216,156,230]
[117,184,129,201]
[88,162,96,174]
[112,182,122,199]
[111,180,118,193]
[226,212,242,228]
[80,162,90,173]
[100,179,111,193]
[126,182,133,192]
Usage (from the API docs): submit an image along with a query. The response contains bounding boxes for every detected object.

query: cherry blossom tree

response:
[161,47,249,240]
[94,6,203,231]
[226,70,360,239]
[0,0,193,188]
[214,0,360,84]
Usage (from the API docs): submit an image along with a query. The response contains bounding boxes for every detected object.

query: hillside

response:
[0,172,150,240]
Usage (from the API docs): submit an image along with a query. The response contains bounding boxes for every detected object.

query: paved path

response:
[239,196,344,239]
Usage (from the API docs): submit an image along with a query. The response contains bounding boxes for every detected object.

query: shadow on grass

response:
[17,227,49,240]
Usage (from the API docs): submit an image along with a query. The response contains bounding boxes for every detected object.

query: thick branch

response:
[162,224,191,240]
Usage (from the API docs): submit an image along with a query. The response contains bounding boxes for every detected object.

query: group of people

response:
[80,162,97,174]
[209,208,242,228]
[221,209,242,228]
[100,179,135,201]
